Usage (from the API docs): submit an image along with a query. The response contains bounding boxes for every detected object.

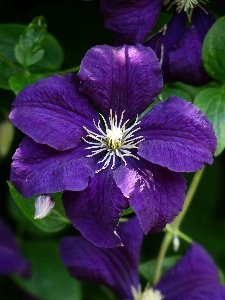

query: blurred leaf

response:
[0,24,64,90]
[202,16,225,83]
[0,24,25,89]
[121,207,134,216]
[12,240,82,300]
[30,33,64,72]
[15,17,47,68]
[139,255,180,283]
[0,119,14,157]
[9,73,46,94]
[141,86,192,117]
[219,268,225,285]
[194,87,225,156]
[8,181,69,232]
[160,87,192,102]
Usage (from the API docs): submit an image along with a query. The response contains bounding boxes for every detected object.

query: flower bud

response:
[34,194,55,219]
[173,235,180,252]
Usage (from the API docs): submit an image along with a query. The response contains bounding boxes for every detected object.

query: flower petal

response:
[100,0,163,45]
[145,11,186,79]
[113,159,186,234]
[10,137,95,198]
[9,74,98,151]
[62,168,129,247]
[0,218,30,277]
[60,217,143,299]
[156,243,225,300]
[138,96,216,172]
[168,8,215,86]
[78,44,163,121]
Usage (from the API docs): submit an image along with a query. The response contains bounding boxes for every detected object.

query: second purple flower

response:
[9,44,216,247]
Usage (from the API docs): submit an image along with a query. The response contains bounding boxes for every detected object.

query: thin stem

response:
[42,65,80,77]
[153,167,205,284]
[56,65,80,75]
[177,229,192,243]
[153,232,173,285]
[171,166,205,230]
[165,225,193,244]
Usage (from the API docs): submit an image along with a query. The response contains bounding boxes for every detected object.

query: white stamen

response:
[83,110,144,173]
[164,0,209,20]
[131,284,164,300]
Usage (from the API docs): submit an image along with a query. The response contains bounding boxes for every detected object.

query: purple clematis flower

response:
[60,219,225,300]
[9,44,216,247]
[0,218,30,277]
[61,217,143,300]
[100,0,164,45]
[146,8,215,86]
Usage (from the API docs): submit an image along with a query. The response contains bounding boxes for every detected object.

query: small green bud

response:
[15,16,47,69]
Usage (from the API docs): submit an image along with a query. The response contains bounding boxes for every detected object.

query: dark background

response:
[0,1,225,299]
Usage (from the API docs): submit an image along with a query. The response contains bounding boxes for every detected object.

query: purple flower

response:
[100,0,164,45]
[61,217,143,300]
[146,8,215,86]
[9,44,216,247]
[0,218,30,277]
[60,219,225,300]
[155,243,225,300]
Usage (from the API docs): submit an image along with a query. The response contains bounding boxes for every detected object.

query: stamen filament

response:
[83,110,144,173]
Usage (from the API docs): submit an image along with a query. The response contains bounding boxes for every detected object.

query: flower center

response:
[83,110,144,173]
[164,0,209,19]
[131,285,164,300]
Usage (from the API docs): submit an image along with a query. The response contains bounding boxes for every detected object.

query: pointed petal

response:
[100,0,163,45]
[9,74,98,151]
[78,44,163,121]
[10,137,95,198]
[138,97,216,172]
[113,159,186,234]
[156,243,225,300]
[62,168,129,247]
[0,219,30,277]
[60,217,143,299]
[168,9,215,85]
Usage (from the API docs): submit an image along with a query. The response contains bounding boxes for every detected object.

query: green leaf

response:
[139,255,180,283]
[121,207,134,216]
[9,73,46,94]
[202,16,225,83]
[32,33,64,71]
[15,17,47,68]
[160,87,192,102]
[0,119,14,158]
[0,24,25,89]
[219,268,225,285]
[141,86,192,118]
[8,181,69,232]
[0,24,64,90]
[194,87,225,156]
[12,240,82,300]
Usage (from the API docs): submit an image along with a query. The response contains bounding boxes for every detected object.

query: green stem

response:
[153,167,205,284]
[171,166,205,230]
[165,225,192,244]
[42,65,80,77]
[56,65,80,75]
[153,232,173,285]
